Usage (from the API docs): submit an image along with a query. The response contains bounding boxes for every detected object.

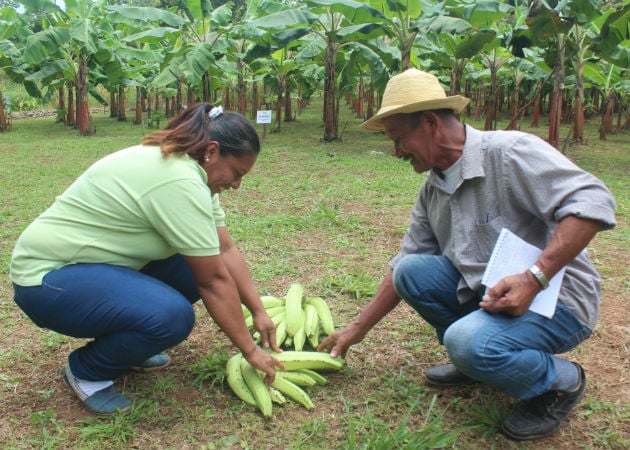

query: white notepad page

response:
[481,228,566,319]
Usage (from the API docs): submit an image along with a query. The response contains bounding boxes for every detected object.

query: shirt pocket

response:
[462,212,506,263]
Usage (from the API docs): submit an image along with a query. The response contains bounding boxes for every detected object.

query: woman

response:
[10,103,284,415]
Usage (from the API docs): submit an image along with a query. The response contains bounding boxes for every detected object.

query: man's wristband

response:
[528,264,549,290]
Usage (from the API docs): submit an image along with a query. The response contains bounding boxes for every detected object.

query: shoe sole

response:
[424,375,477,388]
[425,379,477,388]
[130,359,171,372]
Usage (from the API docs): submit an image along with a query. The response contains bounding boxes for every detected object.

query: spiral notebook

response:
[482,228,566,319]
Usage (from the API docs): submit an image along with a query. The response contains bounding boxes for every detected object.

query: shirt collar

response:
[427,124,485,186]
[460,124,485,180]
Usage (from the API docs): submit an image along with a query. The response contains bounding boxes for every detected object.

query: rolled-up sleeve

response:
[502,133,616,231]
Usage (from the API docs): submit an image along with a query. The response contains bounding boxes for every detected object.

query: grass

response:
[0,99,629,449]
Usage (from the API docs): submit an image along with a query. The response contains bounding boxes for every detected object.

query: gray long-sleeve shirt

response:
[390,125,616,330]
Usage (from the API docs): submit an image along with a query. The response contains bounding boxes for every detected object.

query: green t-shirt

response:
[10,145,225,286]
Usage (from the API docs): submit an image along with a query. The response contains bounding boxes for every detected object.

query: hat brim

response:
[360,96,470,132]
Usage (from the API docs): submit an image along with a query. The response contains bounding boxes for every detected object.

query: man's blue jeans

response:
[392,254,591,399]
[13,255,199,381]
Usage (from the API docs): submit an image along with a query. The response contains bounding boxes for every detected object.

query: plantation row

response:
[1,0,629,145]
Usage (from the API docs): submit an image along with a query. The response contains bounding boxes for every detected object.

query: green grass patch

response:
[0,99,628,448]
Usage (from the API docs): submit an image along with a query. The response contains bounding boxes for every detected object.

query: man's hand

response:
[317,327,364,358]
[479,271,541,316]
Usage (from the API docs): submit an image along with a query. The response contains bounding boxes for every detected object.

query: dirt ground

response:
[1,115,628,448]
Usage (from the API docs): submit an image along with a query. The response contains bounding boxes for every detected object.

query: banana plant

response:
[19,0,119,135]
[244,0,387,142]
[365,0,424,72]
[303,0,387,142]
[151,0,235,112]
[522,0,603,146]
[0,5,31,131]
[103,5,185,122]
[446,0,515,130]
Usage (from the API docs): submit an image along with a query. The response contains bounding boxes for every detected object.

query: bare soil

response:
[1,116,628,449]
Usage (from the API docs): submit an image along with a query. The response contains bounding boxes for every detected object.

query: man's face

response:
[383,114,432,174]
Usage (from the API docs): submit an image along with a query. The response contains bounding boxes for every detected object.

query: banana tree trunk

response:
[275,77,283,132]
[186,85,195,108]
[118,85,127,122]
[251,80,259,120]
[530,82,542,127]
[599,95,614,141]
[323,41,338,142]
[356,75,364,119]
[58,86,66,124]
[284,82,293,122]
[484,67,497,131]
[366,78,374,119]
[176,78,183,115]
[78,52,91,135]
[0,90,6,132]
[475,80,484,121]
[508,79,520,130]
[238,63,247,116]
[548,35,565,148]
[203,72,211,103]
[134,86,143,125]
[67,81,75,127]
[573,80,584,144]
[110,92,117,118]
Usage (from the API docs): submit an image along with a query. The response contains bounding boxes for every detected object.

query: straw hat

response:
[361,69,470,132]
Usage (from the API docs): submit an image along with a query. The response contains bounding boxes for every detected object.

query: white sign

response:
[256,110,272,124]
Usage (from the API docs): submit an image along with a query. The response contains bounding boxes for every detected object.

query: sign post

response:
[256,110,272,142]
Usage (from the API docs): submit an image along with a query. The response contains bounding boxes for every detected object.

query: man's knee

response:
[444,315,487,368]
[392,254,436,298]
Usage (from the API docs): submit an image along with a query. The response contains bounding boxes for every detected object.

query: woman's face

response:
[203,143,257,194]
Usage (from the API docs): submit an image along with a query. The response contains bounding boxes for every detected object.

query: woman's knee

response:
[147,300,196,344]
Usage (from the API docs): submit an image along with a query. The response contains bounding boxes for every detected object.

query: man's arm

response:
[318,270,401,358]
[481,216,604,316]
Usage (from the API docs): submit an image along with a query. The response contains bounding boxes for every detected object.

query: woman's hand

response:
[242,346,285,386]
[252,310,282,353]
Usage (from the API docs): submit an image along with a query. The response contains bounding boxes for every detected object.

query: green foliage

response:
[343,395,463,449]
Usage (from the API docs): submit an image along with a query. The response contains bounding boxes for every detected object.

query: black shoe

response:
[502,363,587,441]
[424,363,476,387]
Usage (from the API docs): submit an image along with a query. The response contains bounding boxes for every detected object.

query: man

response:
[318,68,616,440]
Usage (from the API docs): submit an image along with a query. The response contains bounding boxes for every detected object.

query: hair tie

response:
[209,105,223,120]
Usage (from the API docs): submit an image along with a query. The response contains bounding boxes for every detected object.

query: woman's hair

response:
[142,103,260,163]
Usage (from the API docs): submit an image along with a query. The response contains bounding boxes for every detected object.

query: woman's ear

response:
[205,141,220,162]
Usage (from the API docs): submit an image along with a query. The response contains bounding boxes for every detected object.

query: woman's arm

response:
[217,227,281,351]
[183,253,283,382]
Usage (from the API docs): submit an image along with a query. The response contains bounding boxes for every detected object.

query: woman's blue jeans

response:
[13,255,199,381]
[392,254,591,399]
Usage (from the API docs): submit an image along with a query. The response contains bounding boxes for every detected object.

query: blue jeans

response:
[392,254,592,399]
[13,255,199,381]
